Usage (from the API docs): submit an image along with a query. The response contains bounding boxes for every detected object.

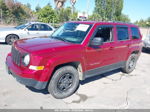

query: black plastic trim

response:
[6,63,47,90]
[83,61,126,79]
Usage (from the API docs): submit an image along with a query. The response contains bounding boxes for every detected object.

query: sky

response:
[17,0,150,22]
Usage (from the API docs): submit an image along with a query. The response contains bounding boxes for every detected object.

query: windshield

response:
[51,23,92,44]
[15,23,29,29]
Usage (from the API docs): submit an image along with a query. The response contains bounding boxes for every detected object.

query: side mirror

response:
[24,28,28,31]
[90,37,104,46]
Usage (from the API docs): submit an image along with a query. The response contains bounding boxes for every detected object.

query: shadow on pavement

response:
[26,86,49,95]
[142,48,150,54]
[0,42,8,45]
[26,69,121,94]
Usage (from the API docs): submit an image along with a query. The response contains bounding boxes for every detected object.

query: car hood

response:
[0,27,18,31]
[15,37,76,53]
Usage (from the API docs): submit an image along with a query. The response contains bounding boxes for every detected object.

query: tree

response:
[0,0,11,23]
[57,7,71,22]
[88,13,102,21]
[54,0,66,9]
[35,4,41,12]
[0,0,34,24]
[37,5,58,23]
[135,18,150,27]
[117,14,130,22]
[146,17,150,27]
[94,0,123,21]
[70,11,78,21]
[26,3,31,9]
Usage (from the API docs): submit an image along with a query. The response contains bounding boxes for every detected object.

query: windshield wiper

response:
[52,36,68,42]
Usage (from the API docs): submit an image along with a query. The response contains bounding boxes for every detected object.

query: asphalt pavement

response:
[0,42,150,109]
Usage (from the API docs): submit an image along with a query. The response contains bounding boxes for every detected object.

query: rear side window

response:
[117,27,129,41]
[131,27,140,39]
[39,24,53,31]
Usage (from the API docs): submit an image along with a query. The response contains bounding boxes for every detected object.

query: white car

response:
[143,35,150,50]
[0,22,55,45]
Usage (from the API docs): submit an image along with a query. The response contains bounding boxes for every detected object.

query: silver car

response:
[0,22,55,45]
[143,35,150,50]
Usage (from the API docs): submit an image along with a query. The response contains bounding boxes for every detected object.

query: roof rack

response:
[107,21,134,25]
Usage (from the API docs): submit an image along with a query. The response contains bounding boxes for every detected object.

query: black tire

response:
[6,35,19,45]
[48,66,79,99]
[121,54,138,74]
[142,47,148,52]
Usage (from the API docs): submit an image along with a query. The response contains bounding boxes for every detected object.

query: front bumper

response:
[143,41,150,49]
[6,55,48,90]
[0,38,5,42]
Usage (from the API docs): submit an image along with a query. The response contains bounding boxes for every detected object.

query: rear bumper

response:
[6,55,48,90]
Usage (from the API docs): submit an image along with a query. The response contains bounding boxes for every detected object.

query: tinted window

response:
[131,27,140,39]
[39,24,52,31]
[27,24,39,31]
[52,23,92,44]
[117,27,129,41]
[15,23,29,29]
[94,26,114,42]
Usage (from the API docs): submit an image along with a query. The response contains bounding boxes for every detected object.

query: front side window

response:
[117,27,129,41]
[51,23,92,44]
[131,27,140,39]
[93,26,114,43]
[27,24,39,31]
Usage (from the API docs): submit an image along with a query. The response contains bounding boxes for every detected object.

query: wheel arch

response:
[126,49,141,60]
[51,61,84,81]
[131,50,140,55]
[5,34,20,42]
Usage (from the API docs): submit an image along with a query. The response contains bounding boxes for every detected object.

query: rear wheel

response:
[6,35,19,45]
[121,54,138,74]
[48,66,79,99]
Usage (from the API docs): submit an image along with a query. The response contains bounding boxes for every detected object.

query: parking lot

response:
[0,42,150,109]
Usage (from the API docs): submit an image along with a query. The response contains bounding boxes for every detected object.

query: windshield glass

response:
[15,23,29,29]
[51,23,92,44]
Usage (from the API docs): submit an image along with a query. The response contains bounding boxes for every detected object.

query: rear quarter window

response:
[131,27,140,39]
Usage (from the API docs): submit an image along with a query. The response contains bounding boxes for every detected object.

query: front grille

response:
[11,46,21,66]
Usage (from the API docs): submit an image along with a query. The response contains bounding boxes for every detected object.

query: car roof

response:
[68,21,138,27]
[26,22,50,25]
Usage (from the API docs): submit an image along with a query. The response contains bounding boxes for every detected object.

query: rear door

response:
[115,25,131,61]
[38,24,54,37]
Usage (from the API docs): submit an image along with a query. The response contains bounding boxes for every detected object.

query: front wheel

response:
[6,35,19,45]
[121,54,138,74]
[48,66,79,99]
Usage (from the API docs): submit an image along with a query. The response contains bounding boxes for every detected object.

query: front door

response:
[85,25,119,77]
[25,24,40,38]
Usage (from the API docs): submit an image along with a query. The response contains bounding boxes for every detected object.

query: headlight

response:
[22,54,30,66]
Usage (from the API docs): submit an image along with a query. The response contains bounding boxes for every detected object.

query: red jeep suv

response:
[6,21,142,99]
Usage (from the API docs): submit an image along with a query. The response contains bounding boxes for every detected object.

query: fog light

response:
[29,65,44,70]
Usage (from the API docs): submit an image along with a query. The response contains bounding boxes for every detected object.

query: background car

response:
[143,35,150,50]
[0,22,55,45]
